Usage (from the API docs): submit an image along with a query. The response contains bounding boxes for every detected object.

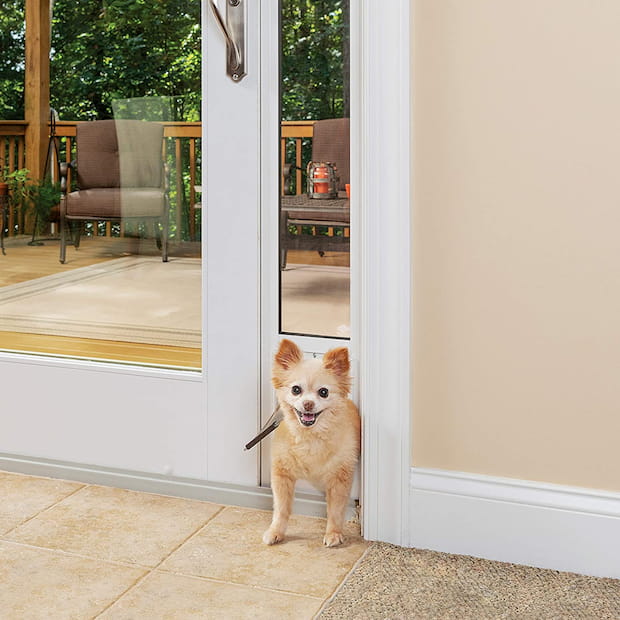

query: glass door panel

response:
[0,2,201,370]
[279,0,350,339]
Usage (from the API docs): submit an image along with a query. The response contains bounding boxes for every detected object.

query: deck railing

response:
[281,120,315,195]
[0,121,27,235]
[0,120,315,238]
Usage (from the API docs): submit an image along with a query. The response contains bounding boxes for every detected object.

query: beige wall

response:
[411,0,620,491]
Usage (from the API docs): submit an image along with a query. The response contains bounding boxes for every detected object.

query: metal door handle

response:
[209,0,246,82]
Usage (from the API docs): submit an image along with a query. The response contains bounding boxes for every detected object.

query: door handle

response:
[209,0,246,82]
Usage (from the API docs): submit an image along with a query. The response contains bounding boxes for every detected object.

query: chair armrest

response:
[59,160,76,194]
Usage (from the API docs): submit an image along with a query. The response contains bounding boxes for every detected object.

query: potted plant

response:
[0,166,30,203]
[0,167,30,238]
[27,177,62,238]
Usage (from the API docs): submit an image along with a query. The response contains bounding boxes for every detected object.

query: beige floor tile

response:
[160,506,368,598]
[0,471,83,535]
[0,540,145,619]
[5,484,222,567]
[99,570,323,620]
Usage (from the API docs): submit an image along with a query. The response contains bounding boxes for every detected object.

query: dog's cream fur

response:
[263,339,360,547]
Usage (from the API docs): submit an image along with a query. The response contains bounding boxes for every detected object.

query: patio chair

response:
[311,117,350,192]
[282,118,350,194]
[59,119,169,263]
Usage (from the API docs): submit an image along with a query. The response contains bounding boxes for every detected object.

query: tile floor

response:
[0,470,368,619]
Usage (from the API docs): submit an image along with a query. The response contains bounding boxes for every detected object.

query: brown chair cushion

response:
[65,188,165,219]
[311,118,350,190]
[76,120,163,189]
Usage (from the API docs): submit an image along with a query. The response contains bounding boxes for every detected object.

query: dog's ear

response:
[323,347,350,377]
[275,339,303,370]
[271,339,303,389]
[323,347,351,394]
[272,339,303,388]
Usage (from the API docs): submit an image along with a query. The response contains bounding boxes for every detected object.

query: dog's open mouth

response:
[295,409,323,427]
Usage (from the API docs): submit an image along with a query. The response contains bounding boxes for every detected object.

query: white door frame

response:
[353,0,412,546]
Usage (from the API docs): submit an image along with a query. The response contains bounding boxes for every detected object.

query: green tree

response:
[0,0,25,120]
[1,1,348,123]
[281,0,349,121]
[50,0,200,121]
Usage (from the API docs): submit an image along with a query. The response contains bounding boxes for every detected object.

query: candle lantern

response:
[306,161,338,199]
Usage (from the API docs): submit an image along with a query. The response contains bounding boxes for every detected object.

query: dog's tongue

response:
[302,412,315,422]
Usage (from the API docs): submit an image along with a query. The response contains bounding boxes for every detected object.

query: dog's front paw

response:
[323,531,345,547]
[263,527,285,545]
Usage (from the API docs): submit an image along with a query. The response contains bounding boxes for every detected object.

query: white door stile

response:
[258,0,281,482]
[204,0,263,486]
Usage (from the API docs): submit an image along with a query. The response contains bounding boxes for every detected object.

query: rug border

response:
[0,256,201,347]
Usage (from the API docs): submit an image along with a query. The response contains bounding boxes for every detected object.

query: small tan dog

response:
[263,339,360,547]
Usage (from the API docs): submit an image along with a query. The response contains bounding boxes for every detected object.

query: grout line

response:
[0,538,153,571]
[149,569,326,601]
[0,483,87,538]
[153,565,332,601]
[313,541,375,619]
[93,505,226,618]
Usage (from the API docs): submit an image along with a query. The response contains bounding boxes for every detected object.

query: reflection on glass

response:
[0,4,201,369]
[279,0,350,339]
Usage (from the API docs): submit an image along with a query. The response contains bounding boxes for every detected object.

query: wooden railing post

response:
[24,0,51,198]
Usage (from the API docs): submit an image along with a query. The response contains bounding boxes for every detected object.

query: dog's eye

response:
[291,385,302,395]
[318,387,329,398]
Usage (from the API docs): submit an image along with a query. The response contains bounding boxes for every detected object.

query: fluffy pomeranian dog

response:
[263,339,360,547]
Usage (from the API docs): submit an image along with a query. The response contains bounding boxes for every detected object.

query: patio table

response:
[280,194,350,269]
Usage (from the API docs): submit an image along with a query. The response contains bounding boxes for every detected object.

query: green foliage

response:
[0,167,60,229]
[26,178,61,231]
[50,0,200,121]
[1,1,347,123]
[281,0,349,121]
[0,167,29,217]
[0,0,200,122]
[0,0,25,119]
[0,165,27,185]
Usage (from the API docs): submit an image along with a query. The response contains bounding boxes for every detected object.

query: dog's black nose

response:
[303,400,314,412]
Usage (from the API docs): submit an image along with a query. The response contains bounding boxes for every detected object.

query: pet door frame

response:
[260,0,412,546]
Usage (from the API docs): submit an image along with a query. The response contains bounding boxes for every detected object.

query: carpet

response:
[0,257,201,347]
[318,542,620,619]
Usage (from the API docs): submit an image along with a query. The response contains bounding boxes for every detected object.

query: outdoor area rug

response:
[318,542,620,619]
[0,256,201,347]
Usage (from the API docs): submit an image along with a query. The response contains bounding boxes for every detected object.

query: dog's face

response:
[272,339,352,428]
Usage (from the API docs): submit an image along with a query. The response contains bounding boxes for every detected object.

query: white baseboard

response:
[409,467,620,579]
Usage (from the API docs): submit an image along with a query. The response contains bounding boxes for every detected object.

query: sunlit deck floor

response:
[0,235,349,368]
[0,235,202,368]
